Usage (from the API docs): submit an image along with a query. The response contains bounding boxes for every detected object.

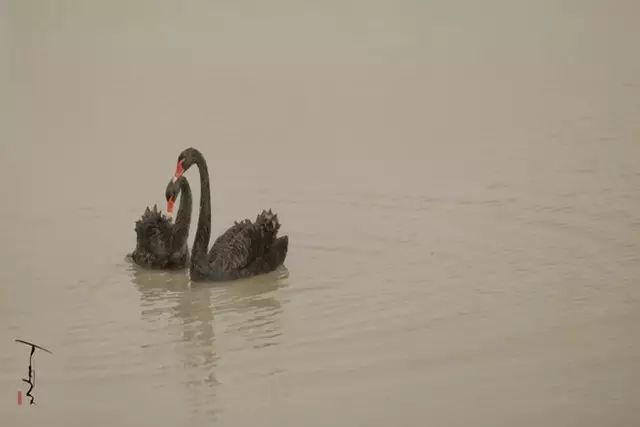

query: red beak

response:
[174,159,185,178]
[167,198,175,214]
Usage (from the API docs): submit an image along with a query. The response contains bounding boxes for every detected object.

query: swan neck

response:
[191,150,211,262]
[172,178,192,243]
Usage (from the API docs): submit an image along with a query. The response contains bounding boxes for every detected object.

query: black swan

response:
[130,176,193,269]
[173,147,288,282]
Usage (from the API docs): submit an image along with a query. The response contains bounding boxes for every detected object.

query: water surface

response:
[1,1,639,426]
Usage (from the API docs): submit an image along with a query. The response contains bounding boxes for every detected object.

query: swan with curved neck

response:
[174,147,288,281]
[130,175,193,269]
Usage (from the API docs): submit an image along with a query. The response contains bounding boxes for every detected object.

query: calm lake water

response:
[1,1,639,426]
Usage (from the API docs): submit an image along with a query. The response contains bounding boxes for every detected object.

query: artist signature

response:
[15,339,53,405]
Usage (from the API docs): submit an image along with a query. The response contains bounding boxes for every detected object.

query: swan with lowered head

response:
[129,175,193,269]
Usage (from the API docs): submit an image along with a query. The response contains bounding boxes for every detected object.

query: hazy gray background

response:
[1,1,639,426]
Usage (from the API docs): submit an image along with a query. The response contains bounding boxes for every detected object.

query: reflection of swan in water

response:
[130,266,217,374]
[208,267,288,350]
[128,264,287,418]
[131,266,288,344]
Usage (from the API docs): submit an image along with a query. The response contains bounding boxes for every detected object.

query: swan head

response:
[174,147,200,178]
[165,176,182,217]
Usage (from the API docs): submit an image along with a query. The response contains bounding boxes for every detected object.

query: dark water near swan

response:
[1,1,640,425]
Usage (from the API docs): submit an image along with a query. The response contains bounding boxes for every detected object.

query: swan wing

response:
[132,205,173,268]
[208,219,252,262]
[208,209,283,273]
[211,226,257,272]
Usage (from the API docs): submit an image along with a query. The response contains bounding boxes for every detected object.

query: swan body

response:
[130,176,193,269]
[174,147,288,282]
